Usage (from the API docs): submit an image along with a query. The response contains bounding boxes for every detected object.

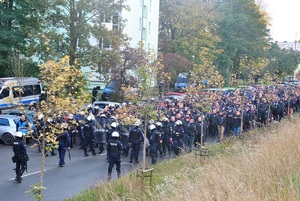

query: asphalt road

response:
[0,139,183,201]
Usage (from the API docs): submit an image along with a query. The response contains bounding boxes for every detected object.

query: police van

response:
[0,77,42,108]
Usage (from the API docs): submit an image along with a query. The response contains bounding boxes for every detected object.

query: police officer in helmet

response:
[107,131,123,181]
[128,120,144,163]
[12,131,29,183]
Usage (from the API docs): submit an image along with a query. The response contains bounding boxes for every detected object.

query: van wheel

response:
[2,133,14,145]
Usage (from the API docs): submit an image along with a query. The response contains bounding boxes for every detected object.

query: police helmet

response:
[111,122,117,128]
[149,124,156,131]
[100,114,106,118]
[163,117,169,122]
[134,120,141,127]
[15,131,23,138]
[148,119,154,125]
[175,120,182,126]
[87,104,92,108]
[112,131,119,138]
[37,114,44,121]
[156,122,162,127]
[94,106,99,110]
[68,114,74,120]
[61,122,69,129]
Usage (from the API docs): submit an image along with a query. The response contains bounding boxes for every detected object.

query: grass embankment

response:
[70,116,300,201]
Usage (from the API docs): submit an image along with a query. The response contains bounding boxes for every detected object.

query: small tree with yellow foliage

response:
[29,56,89,201]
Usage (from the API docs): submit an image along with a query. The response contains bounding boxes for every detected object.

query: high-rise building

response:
[101,0,160,52]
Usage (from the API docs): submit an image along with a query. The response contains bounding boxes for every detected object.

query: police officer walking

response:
[107,131,123,181]
[57,123,70,167]
[83,115,96,157]
[12,131,29,183]
[128,121,144,163]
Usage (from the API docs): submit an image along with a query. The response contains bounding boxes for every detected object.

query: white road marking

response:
[10,169,47,180]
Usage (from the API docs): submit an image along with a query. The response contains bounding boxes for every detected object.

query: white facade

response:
[101,0,160,53]
[122,0,160,52]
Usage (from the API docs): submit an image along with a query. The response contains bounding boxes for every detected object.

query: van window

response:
[24,85,33,96]
[33,84,41,95]
[0,87,9,98]
[13,86,24,98]
[176,77,188,83]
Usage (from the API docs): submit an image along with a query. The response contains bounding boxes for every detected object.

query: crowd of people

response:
[12,83,300,182]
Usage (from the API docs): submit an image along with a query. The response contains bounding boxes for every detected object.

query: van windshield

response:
[107,81,120,88]
[176,77,188,83]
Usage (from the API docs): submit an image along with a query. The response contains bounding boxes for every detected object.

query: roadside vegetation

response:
[69,115,300,201]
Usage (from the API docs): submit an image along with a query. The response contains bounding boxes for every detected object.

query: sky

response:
[266,0,300,42]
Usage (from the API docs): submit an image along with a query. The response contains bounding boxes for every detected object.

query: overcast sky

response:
[266,0,300,42]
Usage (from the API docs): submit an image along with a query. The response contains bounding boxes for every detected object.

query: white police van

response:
[0,77,42,108]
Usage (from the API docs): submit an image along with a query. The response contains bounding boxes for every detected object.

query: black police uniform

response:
[13,137,29,183]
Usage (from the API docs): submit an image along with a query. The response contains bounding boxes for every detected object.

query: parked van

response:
[174,74,189,92]
[101,80,121,101]
[0,77,42,108]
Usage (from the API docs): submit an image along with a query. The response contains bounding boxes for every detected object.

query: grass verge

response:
[68,115,300,201]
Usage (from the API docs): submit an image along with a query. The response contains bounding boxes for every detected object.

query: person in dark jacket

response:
[186,118,197,152]
[128,121,144,163]
[149,124,161,164]
[13,131,29,183]
[226,108,234,136]
[233,111,242,137]
[172,120,184,156]
[162,118,172,155]
[83,115,96,157]
[57,123,70,167]
[107,131,123,181]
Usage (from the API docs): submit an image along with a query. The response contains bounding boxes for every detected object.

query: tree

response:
[159,0,221,66]
[265,42,300,78]
[216,0,270,78]
[159,53,191,89]
[28,0,126,67]
[29,56,89,200]
[0,0,48,76]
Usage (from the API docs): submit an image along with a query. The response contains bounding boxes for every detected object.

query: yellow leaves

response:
[37,55,88,148]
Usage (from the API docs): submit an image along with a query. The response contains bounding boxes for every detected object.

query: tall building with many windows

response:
[100,0,160,52]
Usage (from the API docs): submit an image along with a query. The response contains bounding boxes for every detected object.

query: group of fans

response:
[12,83,300,182]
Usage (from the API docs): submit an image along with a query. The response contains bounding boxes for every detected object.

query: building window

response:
[100,11,110,23]
[139,18,142,30]
[148,22,151,34]
[112,12,119,30]
[99,37,110,49]
[150,0,152,11]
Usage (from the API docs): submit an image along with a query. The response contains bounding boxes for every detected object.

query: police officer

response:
[149,124,161,164]
[68,114,77,148]
[172,120,184,156]
[12,131,29,183]
[83,114,96,157]
[162,117,172,155]
[128,121,144,163]
[155,122,164,157]
[96,114,107,154]
[76,111,86,149]
[57,123,70,167]
[107,131,123,181]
